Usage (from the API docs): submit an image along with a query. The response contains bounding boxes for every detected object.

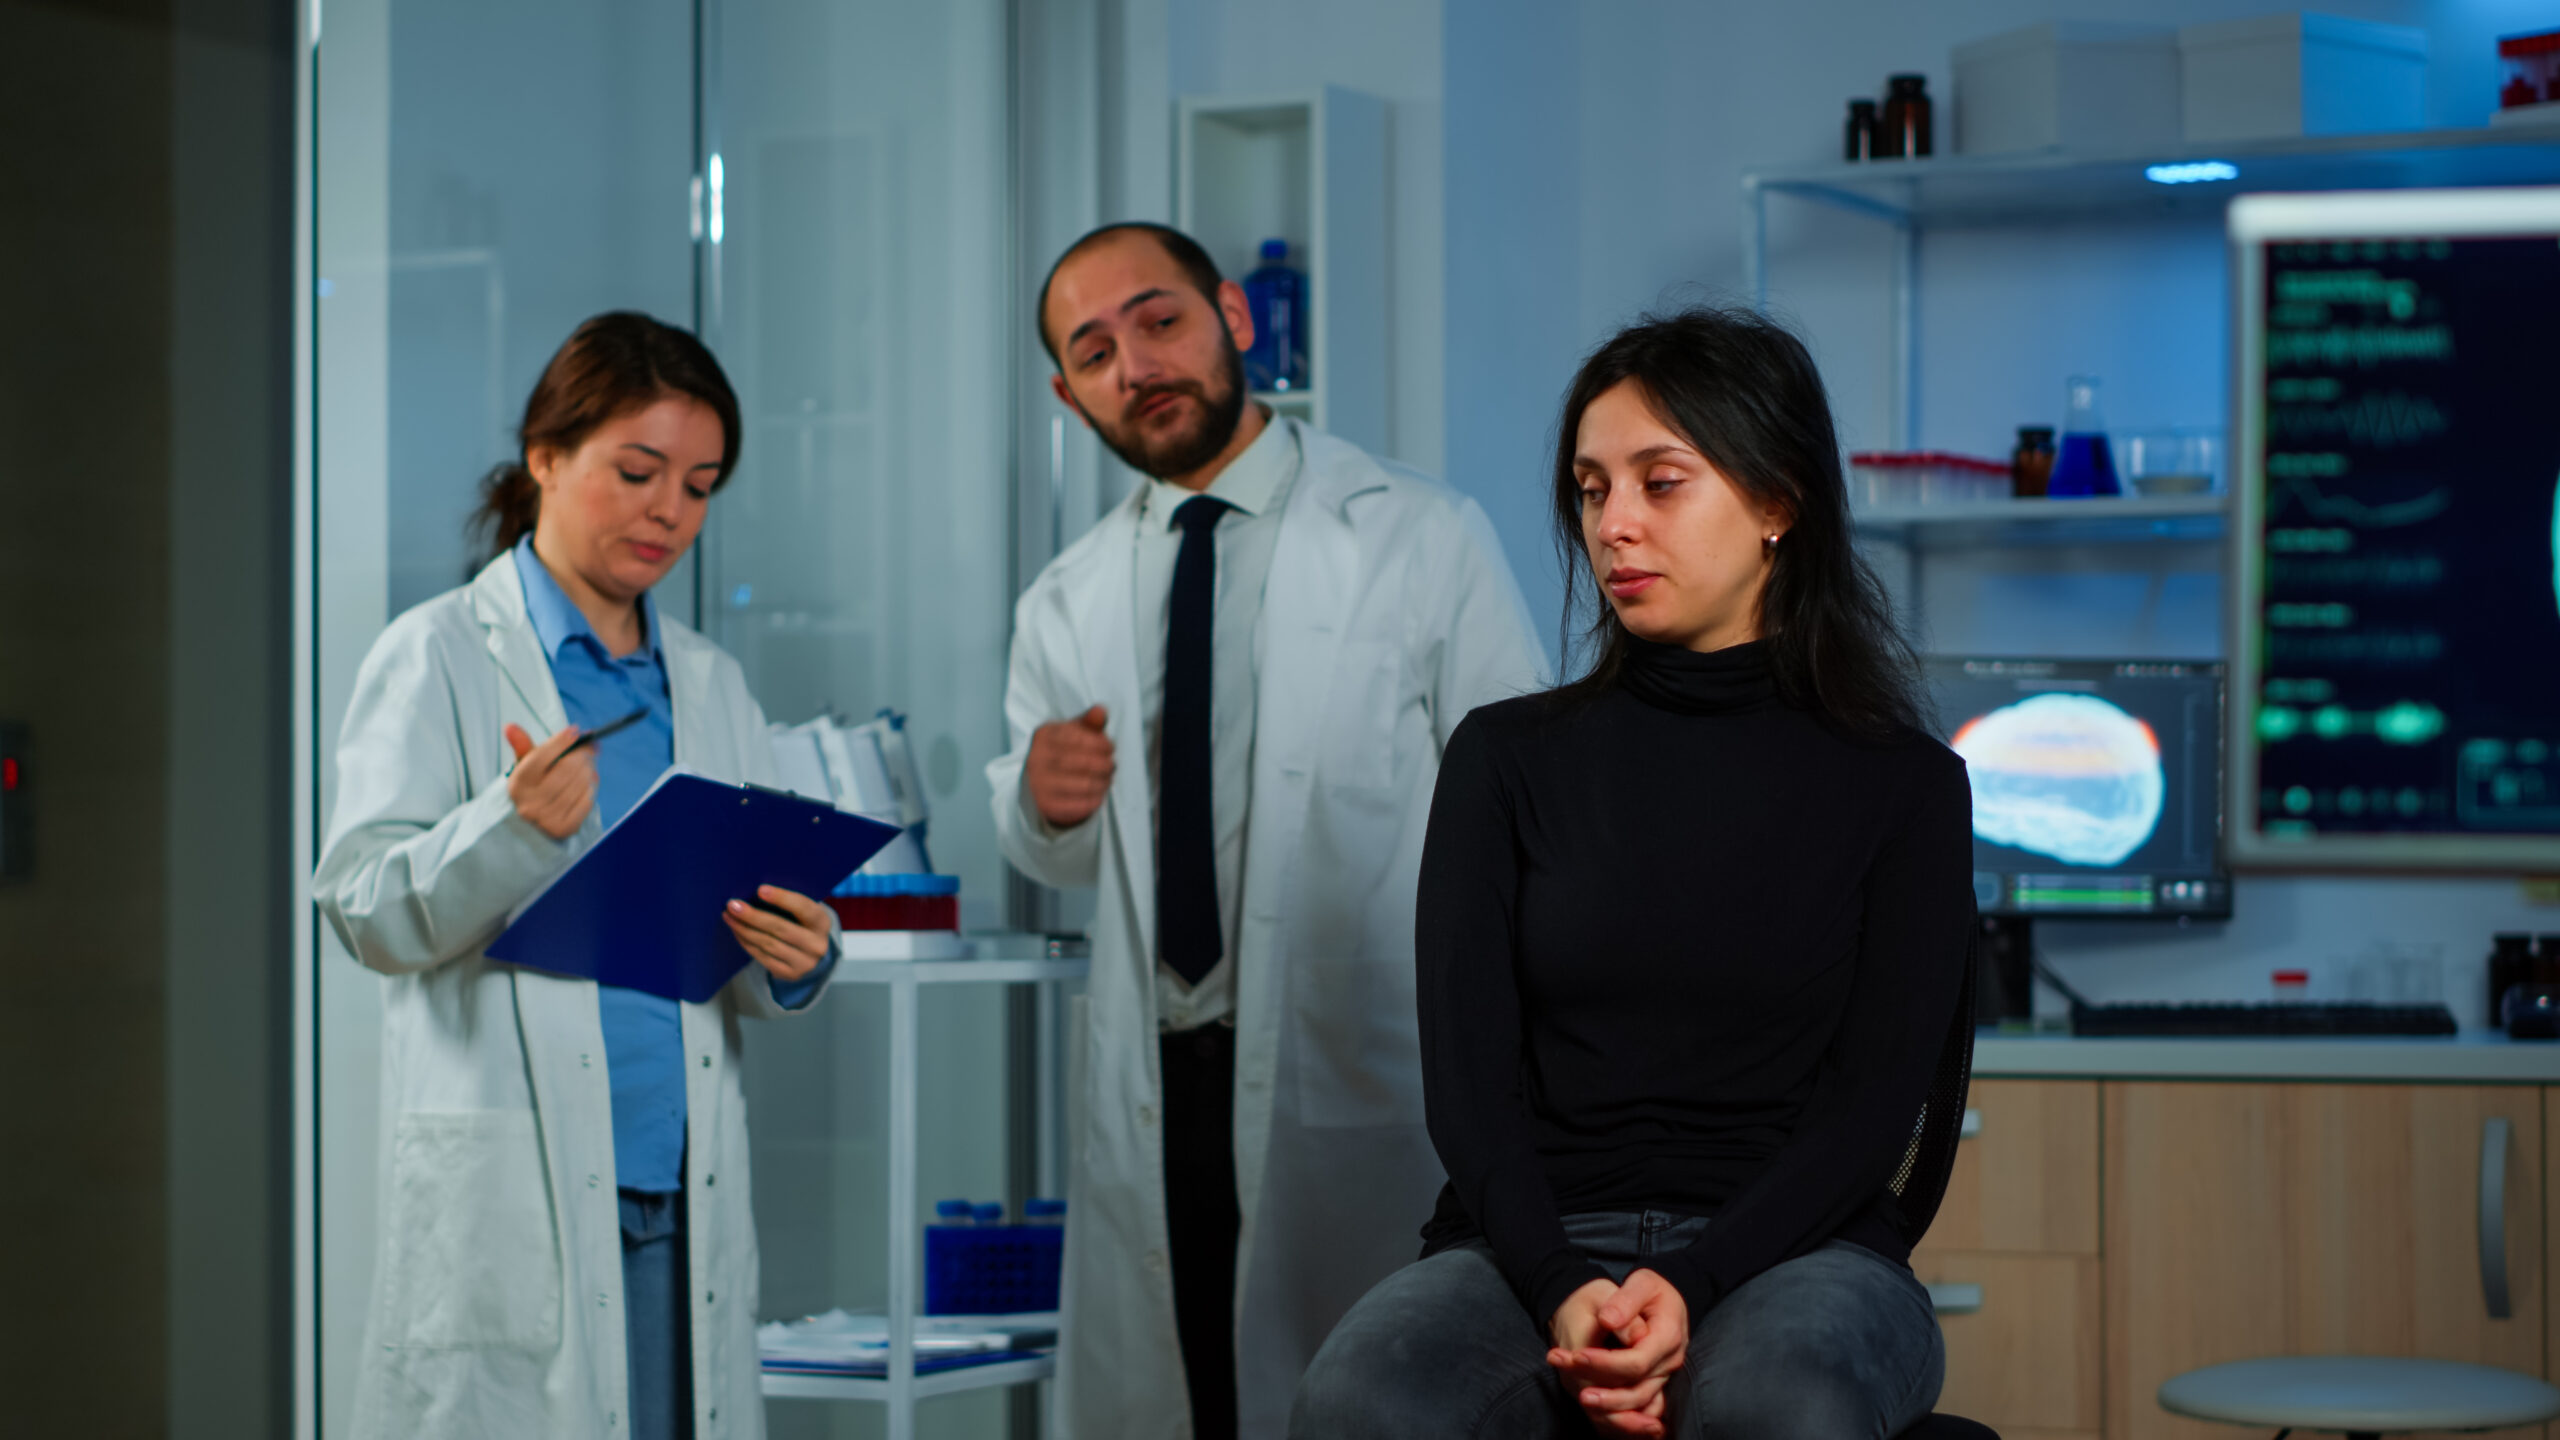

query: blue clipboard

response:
[487,768,901,1004]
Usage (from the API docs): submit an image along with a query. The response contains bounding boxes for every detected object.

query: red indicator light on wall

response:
[1,757,15,792]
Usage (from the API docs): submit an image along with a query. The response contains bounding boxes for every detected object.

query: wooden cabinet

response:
[1911,1077,2551,1439]
[1916,1080,2104,1437]
[1919,1078,2101,1257]
[1910,1251,2103,1436]
[2104,1082,2545,1440]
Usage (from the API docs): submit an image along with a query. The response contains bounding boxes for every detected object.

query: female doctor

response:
[316,311,836,1440]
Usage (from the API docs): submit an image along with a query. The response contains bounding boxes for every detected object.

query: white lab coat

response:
[987,419,1545,1440]
[317,553,823,1440]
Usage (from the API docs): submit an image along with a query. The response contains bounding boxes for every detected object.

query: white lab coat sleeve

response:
[315,619,570,976]
[1423,494,1548,747]
[988,586,1105,889]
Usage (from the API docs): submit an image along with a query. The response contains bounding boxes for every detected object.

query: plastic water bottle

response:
[1024,1198,1067,1226]
[932,1198,975,1226]
[1241,238,1308,392]
[2047,375,2120,498]
[971,1201,1007,1227]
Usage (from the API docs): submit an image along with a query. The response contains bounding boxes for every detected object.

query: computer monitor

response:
[2229,187,2560,868]
[1925,657,2232,919]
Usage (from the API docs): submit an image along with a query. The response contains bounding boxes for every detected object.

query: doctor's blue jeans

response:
[1289,1210,1943,1440]
[620,1189,694,1440]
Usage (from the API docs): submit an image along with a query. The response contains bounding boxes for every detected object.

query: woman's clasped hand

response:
[1548,1270,1690,1437]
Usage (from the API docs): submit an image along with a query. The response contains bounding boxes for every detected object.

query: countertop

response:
[1972,1029,2560,1083]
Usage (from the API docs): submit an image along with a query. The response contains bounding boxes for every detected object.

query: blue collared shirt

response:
[512,539,829,1193]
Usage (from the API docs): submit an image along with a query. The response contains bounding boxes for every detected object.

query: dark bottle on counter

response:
[2490,932,2534,1027]
[2011,426,2057,498]
[2514,934,2560,1038]
[1879,74,1933,159]
[1844,99,1878,162]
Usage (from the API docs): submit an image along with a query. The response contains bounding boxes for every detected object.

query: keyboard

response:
[2069,1001,2459,1038]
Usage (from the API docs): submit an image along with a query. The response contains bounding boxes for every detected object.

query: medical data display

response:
[1927,657,2230,918]
[2236,222,2560,865]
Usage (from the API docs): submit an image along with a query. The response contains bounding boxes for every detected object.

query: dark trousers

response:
[1162,1023,1240,1440]
[1292,1213,1945,1440]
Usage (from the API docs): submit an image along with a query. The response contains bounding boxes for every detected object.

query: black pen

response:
[565,706,651,754]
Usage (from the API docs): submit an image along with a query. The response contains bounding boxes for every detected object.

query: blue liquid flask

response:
[1242,238,1307,391]
[2047,375,2120,498]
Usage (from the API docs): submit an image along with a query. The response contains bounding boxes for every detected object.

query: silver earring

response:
[1763,532,1779,556]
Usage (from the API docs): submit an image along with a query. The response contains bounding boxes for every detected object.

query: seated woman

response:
[1292,306,1973,1440]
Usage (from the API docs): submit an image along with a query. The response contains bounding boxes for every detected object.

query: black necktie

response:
[1160,494,1232,985]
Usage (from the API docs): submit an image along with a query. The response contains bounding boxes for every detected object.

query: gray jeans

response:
[1291,1211,1944,1440]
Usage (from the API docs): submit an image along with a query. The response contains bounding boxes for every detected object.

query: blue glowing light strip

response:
[2145,161,2240,185]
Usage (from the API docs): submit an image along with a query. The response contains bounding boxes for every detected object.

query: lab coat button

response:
[597,1292,610,1307]
[706,1290,716,1305]
[701,1055,712,1069]
[705,1172,716,1187]
[581,1053,592,1068]
[587,1174,600,1188]
[1138,1105,1156,1127]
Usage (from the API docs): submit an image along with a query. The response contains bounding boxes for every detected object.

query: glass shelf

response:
[1851,493,2226,549]
[1746,124,2560,228]
[764,1352,1056,1403]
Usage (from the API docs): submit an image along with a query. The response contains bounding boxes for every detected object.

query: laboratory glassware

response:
[2047,375,2120,497]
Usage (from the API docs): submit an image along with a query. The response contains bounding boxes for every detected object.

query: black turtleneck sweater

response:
[1415,636,1974,1331]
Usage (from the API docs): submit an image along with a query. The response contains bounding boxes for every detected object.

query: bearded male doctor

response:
[988,223,1543,1440]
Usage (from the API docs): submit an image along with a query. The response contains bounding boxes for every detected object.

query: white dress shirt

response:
[1132,413,1298,1030]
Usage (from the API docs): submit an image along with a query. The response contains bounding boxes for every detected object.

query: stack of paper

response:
[757,1309,1059,1377]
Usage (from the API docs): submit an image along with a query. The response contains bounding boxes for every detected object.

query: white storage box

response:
[1952,22,2182,156]
[2180,13,2426,142]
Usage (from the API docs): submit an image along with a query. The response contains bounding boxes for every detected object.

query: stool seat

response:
[2159,1356,2560,1432]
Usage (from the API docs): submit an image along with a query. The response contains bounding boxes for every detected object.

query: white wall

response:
[1165,0,1446,474]
[1437,0,2560,1019]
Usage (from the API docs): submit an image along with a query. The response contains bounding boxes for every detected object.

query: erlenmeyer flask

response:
[2048,375,2120,498]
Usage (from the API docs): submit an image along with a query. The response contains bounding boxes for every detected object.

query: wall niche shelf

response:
[1177,87,1386,454]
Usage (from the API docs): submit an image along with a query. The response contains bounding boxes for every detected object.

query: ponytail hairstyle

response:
[1547,305,1928,739]
[469,311,743,565]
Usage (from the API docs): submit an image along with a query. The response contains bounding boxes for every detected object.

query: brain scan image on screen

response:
[1951,693,2166,867]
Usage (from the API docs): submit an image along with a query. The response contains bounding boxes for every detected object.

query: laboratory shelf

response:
[764,944,1088,1438]
[763,1353,1057,1404]
[1744,124,2560,230]
[1851,493,2226,549]
[1742,124,2560,453]
[831,953,1092,986]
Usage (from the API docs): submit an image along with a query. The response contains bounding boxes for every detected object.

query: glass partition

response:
[311,3,1024,1435]
[314,3,697,1431]
[702,4,1021,1437]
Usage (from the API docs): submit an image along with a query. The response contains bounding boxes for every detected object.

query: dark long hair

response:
[1548,305,1926,738]
[468,311,743,564]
